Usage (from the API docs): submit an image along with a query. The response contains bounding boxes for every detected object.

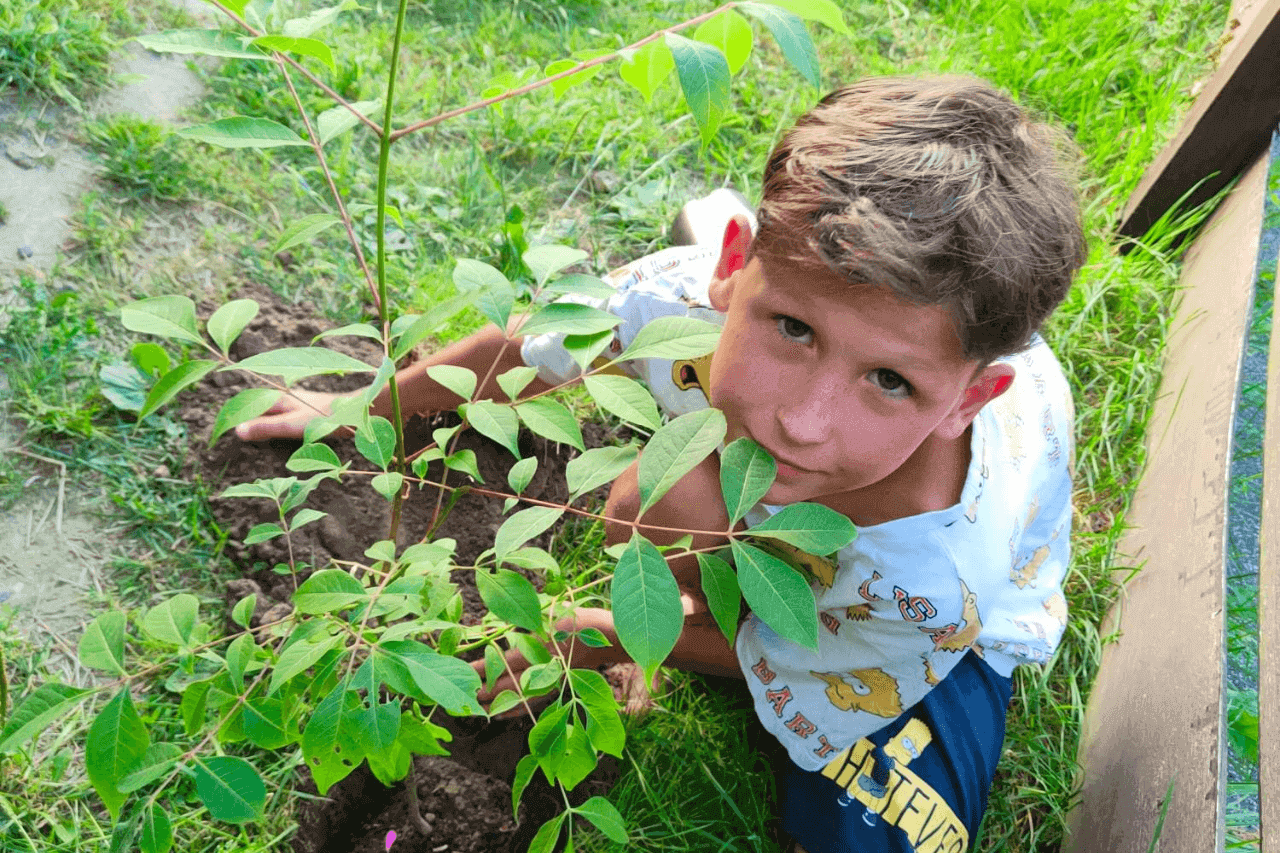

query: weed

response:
[82,115,212,202]
[0,279,105,440]
[0,0,114,108]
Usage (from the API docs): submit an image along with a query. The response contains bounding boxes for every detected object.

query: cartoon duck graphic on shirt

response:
[812,668,903,718]
[672,353,714,397]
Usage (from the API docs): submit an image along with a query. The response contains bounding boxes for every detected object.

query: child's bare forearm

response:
[369,323,554,420]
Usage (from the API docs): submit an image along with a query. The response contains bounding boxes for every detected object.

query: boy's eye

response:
[775,315,813,344]
[868,368,912,398]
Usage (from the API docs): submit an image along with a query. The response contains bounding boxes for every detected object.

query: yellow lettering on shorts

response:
[819,720,967,853]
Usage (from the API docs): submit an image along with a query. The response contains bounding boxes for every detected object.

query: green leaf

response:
[139,360,218,421]
[316,322,383,344]
[698,552,741,647]
[243,698,292,749]
[231,594,257,629]
[616,315,722,362]
[274,213,342,254]
[176,117,309,149]
[282,0,361,37]
[291,507,327,531]
[302,686,364,794]
[495,507,564,560]
[476,569,543,633]
[132,342,171,376]
[293,570,367,614]
[637,408,726,515]
[519,303,621,338]
[142,594,199,648]
[528,702,571,768]
[583,374,661,431]
[463,400,521,458]
[555,724,597,789]
[355,416,398,469]
[355,698,401,756]
[523,245,588,286]
[121,296,203,345]
[139,802,173,853]
[477,279,517,331]
[443,449,483,483]
[740,3,820,88]
[746,502,857,554]
[568,669,625,757]
[372,471,404,501]
[512,753,539,816]
[543,54,606,99]
[522,242,586,285]
[694,10,753,74]
[231,347,374,385]
[576,795,628,843]
[268,633,340,695]
[206,299,259,356]
[541,273,617,300]
[611,534,682,684]
[134,29,266,59]
[665,33,730,145]
[516,398,584,450]
[527,813,566,853]
[86,689,150,820]
[390,292,478,360]
[287,442,342,473]
[193,755,266,823]
[763,0,851,34]
[453,257,510,293]
[720,437,777,525]
[317,99,381,145]
[0,683,89,753]
[99,362,150,412]
[497,365,540,401]
[79,610,127,675]
[377,640,482,716]
[426,365,477,401]
[250,35,335,71]
[224,632,256,692]
[118,742,182,793]
[731,540,818,650]
[180,680,211,737]
[566,444,639,500]
[243,522,284,544]
[211,388,282,446]
[618,39,674,103]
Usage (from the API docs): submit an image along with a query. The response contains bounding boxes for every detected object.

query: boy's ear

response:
[709,214,753,311]
[936,363,1016,441]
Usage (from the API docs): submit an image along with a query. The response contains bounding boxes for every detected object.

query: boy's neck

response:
[819,426,972,527]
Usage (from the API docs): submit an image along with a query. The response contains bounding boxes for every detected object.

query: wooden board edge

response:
[1118,0,1280,241]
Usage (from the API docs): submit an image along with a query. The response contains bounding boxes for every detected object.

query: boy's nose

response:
[774,375,838,445]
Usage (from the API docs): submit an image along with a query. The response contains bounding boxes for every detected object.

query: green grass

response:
[0,0,1241,851]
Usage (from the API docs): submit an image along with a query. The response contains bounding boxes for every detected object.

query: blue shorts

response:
[767,650,1013,853]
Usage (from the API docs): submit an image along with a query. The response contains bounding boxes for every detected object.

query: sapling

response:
[0,2,857,849]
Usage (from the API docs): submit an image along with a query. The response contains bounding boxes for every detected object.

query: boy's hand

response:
[234,389,344,441]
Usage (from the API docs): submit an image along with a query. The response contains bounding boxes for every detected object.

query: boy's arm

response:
[236,322,555,441]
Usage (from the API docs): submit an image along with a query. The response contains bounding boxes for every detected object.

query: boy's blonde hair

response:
[754,75,1087,365]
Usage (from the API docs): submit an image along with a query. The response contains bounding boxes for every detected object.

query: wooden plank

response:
[1117,0,1280,241]
[1260,250,1280,851]
[1064,150,1269,853]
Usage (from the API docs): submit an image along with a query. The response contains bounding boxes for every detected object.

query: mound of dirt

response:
[176,283,628,853]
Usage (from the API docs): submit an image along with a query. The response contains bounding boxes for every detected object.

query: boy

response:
[238,76,1085,852]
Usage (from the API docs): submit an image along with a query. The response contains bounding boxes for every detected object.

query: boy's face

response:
[706,217,1013,516]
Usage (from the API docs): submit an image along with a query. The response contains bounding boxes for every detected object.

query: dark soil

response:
[177,283,627,853]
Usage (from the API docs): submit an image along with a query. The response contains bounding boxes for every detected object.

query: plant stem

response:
[377,0,412,539]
